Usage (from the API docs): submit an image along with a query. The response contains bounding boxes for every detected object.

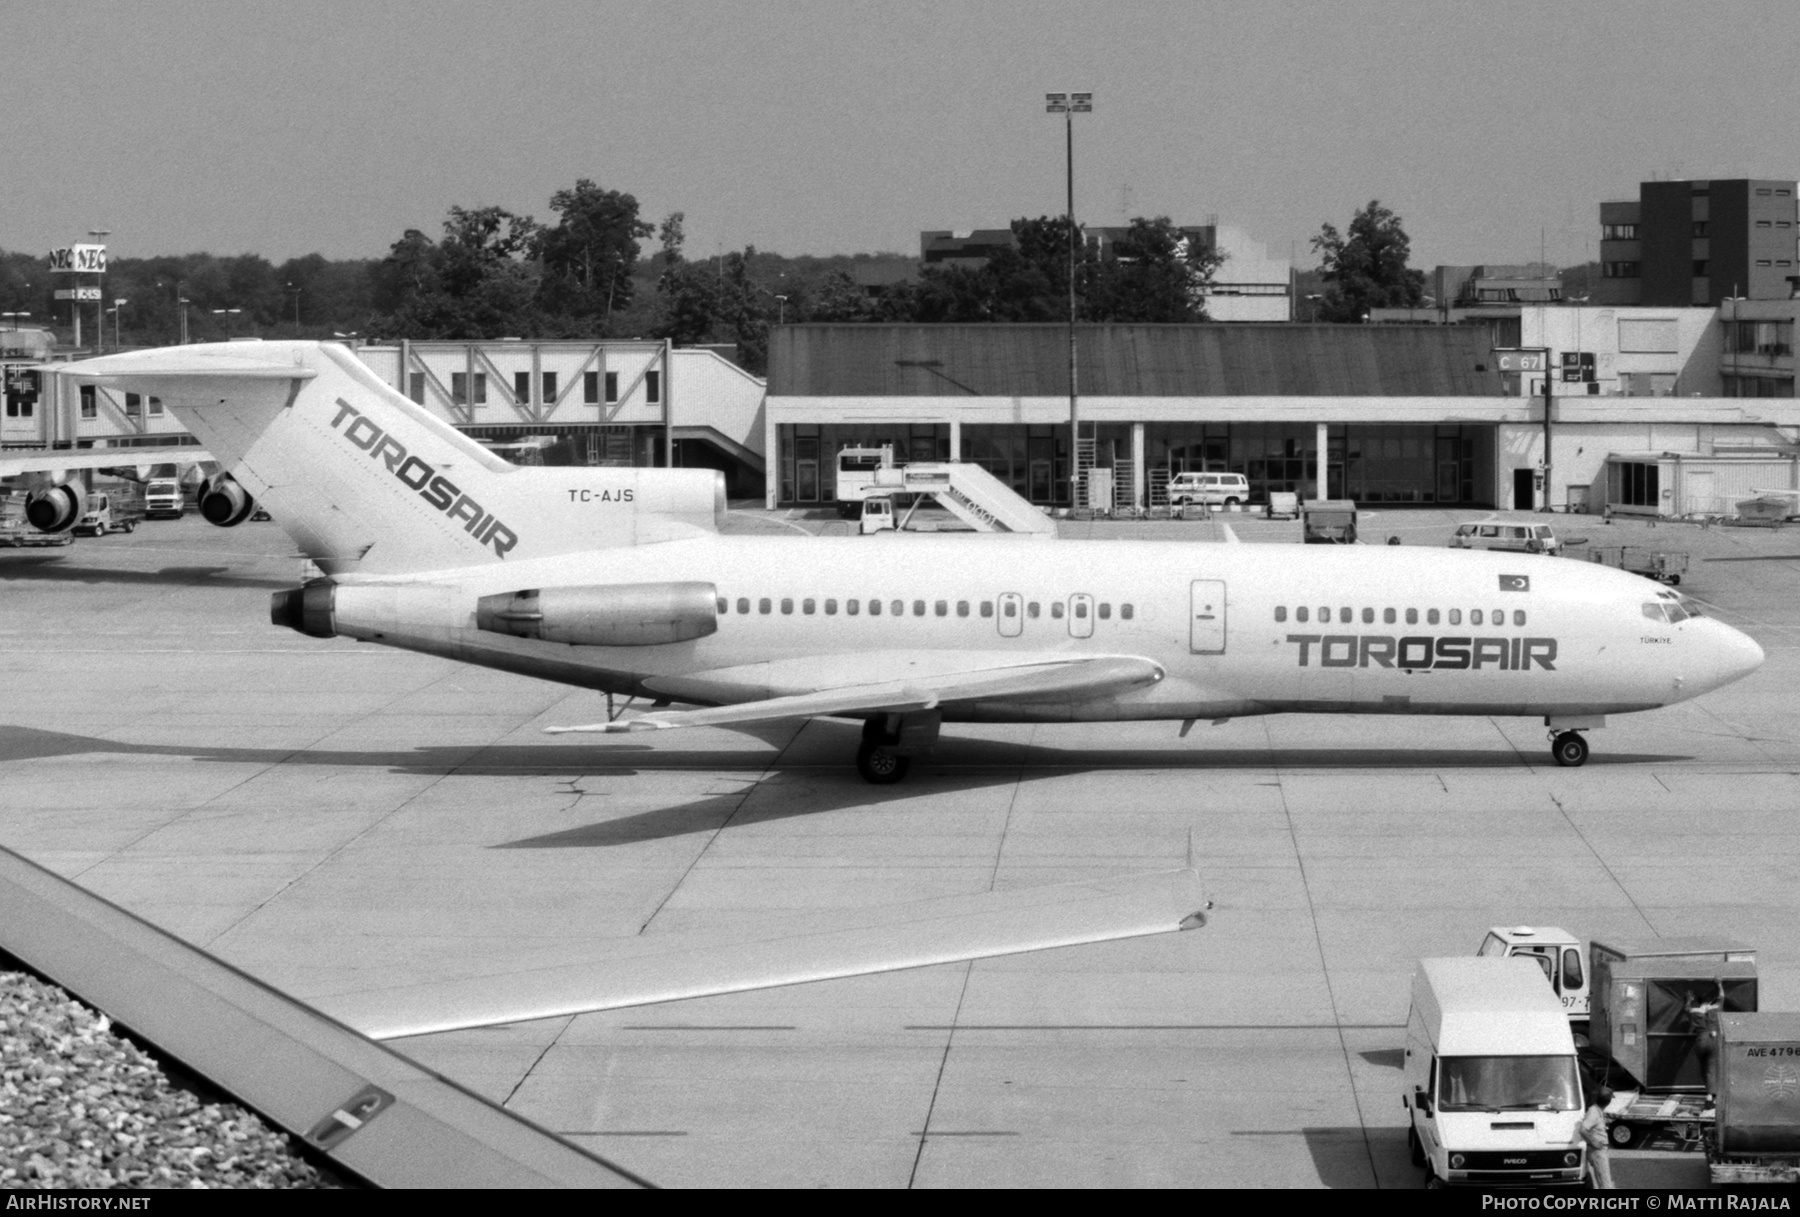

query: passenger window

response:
[1052,602,1065,620]
[781,598,794,615]
[1492,607,1503,625]
[1406,608,1418,625]
[1362,608,1374,624]
[936,601,948,617]
[1075,601,1088,619]
[825,599,838,615]
[1002,601,1016,618]
[892,600,904,617]
[1339,608,1352,624]
[1027,602,1040,619]
[759,598,772,615]
[1513,610,1526,626]
[982,601,995,618]
[803,599,815,615]
[1275,606,1287,623]
[914,600,926,617]
[1318,606,1329,621]
[957,601,969,617]
[1427,609,1440,625]
[1383,608,1396,624]
[716,597,727,613]
[847,599,859,615]
[1121,604,1134,620]
[870,599,882,616]
[1470,610,1482,626]
[737,598,750,614]
[1098,604,1111,620]
[1296,607,1309,623]
[1448,609,1461,625]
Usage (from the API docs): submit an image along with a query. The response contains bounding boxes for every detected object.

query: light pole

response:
[108,298,127,348]
[287,282,301,329]
[88,229,111,354]
[211,307,242,337]
[1,312,28,331]
[1045,91,1092,508]
[774,294,787,326]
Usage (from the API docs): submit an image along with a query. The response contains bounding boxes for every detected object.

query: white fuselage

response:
[327,534,1763,725]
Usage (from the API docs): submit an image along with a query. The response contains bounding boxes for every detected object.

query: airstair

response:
[867,461,1057,534]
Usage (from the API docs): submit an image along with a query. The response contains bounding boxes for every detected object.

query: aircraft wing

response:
[316,867,1211,1040]
[545,654,1164,734]
[0,446,214,479]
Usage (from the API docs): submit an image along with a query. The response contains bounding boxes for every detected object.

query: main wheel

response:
[1609,1121,1638,1149]
[855,740,910,785]
[1408,1124,1425,1167]
[1552,731,1589,768]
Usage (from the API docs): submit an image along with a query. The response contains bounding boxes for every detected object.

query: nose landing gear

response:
[1550,730,1589,768]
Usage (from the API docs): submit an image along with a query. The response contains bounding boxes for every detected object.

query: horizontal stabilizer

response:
[318,868,1211,1040]
[66,348,318,384]
[546,654,1164,734]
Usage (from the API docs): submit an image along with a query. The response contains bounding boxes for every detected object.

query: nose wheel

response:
[1550,730,1589,768]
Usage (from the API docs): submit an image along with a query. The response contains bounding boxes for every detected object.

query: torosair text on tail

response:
[67,341,726,577]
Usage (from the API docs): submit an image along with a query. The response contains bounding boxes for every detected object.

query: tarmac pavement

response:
[2,506,1796,1188]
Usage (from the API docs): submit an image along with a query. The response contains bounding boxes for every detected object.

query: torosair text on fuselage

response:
[1285,634,1557,670]
[327,398,518,559]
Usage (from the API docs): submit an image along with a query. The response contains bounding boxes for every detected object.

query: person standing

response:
[1581,1086,1616,1190]
[1689,983,1725,1100]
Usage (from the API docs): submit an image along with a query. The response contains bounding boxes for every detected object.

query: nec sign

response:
[328,399,518,559]
[1285,634,1558,671]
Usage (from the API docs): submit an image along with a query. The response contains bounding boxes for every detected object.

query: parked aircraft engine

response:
[24,484,80,532]
[476,583,718,647]
[269,580,336,639]
[198,475,256,527]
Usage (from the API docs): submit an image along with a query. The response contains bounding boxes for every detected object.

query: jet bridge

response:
[866,461,1057,534]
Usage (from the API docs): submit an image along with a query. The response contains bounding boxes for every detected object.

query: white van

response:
[1449,521,1562,555]
[1404,957,1586,1188]
[1166,471,1250,508]
[1476,925,1590,1033]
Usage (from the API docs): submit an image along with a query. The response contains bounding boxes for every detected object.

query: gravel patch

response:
[1,970,337,1189]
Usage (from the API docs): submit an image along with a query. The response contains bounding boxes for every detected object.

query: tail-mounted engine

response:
[477,582,718,647]
[270,580,336,638]
[199,475,257,527]
[24,485,81,533]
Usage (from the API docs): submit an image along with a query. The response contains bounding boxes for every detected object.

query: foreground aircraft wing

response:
[0,446,215,479]
[546,655,1165,735]
[317,867,1211,1040]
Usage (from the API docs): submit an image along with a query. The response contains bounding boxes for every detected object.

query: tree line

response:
[1,181,1447,372]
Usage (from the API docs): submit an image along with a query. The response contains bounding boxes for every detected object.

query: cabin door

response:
[1189,580,1226,654]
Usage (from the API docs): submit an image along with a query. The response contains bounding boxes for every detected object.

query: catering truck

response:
[1403,957,1587,1189]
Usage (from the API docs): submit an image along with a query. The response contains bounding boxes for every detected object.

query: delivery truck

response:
[1403,957,1587,1189]
[72,487,144,536]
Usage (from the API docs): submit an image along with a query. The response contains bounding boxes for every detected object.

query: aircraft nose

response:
[1707,620,1765,688]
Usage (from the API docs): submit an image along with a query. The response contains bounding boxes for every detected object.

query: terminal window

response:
[645,370,661,404]
[541,372,557,403]
[604,372,619,403]
[584,371,600,404]
[514,372,531,404]
[451,373,487,406]
[408,373,425,404]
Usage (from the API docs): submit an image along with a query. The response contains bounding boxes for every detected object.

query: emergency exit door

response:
[1189,580,1226,654]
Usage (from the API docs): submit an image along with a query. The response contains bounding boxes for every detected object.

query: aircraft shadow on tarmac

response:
[0,557,292,590]
[0,723,1692,851]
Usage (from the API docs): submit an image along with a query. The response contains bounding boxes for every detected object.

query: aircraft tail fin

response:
[70,342,723,576]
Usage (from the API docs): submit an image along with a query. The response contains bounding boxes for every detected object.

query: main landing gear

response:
[854,712,940,785]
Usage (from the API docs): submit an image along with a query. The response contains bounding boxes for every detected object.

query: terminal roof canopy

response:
[770,323,1508,398]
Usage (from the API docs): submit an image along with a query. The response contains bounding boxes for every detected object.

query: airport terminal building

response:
[762,314,1800,514]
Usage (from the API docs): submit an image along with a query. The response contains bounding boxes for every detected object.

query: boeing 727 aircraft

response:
[63,341,1764,783]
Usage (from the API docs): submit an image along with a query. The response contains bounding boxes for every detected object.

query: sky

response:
[5,0,1797,272]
